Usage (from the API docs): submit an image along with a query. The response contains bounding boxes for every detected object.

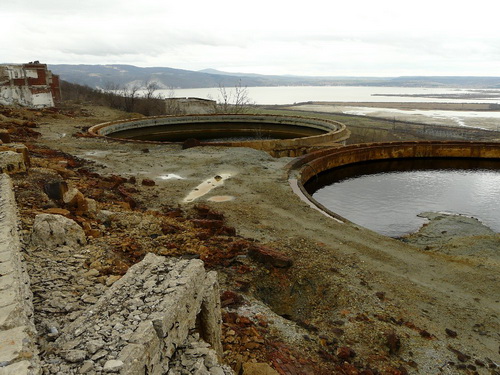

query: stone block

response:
[0,151,26,174]
[44,181,68,201]
[30,214,87,248]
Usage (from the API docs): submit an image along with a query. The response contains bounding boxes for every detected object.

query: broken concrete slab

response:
[50,253,226,374]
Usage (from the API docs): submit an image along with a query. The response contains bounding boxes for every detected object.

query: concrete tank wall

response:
[88,114,350,157]
[289,141,500,220]
[292,141,500,183]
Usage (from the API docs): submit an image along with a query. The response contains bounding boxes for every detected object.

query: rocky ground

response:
[400,212,500,261]
[1,103,499,374]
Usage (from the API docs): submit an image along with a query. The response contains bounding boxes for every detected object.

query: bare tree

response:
[164,87,185,115]
[121,84,141,112]
[102,81,123,108]
[210,80,254,114]
[143,80,161,100]
[138,80,166,115]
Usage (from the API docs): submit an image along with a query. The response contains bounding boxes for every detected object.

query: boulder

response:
[63,187,87,210]
[30,214,87,248]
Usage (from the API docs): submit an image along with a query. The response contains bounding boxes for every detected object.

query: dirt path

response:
[20,105,500,373]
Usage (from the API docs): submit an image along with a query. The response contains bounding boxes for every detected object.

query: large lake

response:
[168,86,500,105]
[164,86,500,130]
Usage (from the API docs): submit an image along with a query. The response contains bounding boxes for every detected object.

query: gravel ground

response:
[7,104,500,374]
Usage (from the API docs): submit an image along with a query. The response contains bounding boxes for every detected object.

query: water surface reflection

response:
[306,158,500,237]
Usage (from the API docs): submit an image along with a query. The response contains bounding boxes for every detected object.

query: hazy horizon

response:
[44,63,500,79]
[5,0,500,77]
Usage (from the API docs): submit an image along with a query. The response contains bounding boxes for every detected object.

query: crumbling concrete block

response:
[0,151,26,174]
[0,144,30,173]
[51,253,226,374]
[166,333,233,375]
[0,174,40,374]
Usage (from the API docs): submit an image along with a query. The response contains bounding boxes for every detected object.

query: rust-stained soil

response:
[3,104,499,374]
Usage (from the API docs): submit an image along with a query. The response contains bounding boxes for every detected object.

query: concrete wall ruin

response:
[0,62,60,108]
[0,174,40,374]
[165,97,216,114]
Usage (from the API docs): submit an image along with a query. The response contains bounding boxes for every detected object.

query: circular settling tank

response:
[88,114,350,156]
[290,141,500,236]
[307,158,500,236]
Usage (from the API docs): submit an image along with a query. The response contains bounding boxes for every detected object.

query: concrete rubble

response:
[166,333,233,375]
[0,167,233,374]
[41,252,229,374]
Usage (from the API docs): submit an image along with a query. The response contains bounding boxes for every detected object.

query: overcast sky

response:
[4,0,500,76]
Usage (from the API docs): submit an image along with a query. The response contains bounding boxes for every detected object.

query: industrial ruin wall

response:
[0,62,60,108]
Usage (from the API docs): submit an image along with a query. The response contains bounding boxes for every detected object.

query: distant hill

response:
[48,64,500,89]
[48,64,244,89]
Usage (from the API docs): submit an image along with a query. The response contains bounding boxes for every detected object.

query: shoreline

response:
[292,101,500,111]
[278,102,500,134]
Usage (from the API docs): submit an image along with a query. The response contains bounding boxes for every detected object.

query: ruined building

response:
[165,97,216,114]
[0,62,61,108]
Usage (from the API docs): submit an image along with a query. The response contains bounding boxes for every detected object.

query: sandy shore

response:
[300,101,498,111]
[287,102,500,131]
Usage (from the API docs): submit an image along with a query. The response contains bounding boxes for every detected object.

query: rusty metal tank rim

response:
[87,113,350,153]
[288,141,500,225]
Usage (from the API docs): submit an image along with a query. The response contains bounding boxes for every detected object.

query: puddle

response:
[207,195,235,202]
[183,173,232,203]
[83,150,111,156]
[159,173,184,180]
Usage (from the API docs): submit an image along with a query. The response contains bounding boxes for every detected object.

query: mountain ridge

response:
[48,64,500,89]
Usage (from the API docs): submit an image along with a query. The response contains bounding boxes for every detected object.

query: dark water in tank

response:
[109,122,324,142]
[306,158,500,237]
